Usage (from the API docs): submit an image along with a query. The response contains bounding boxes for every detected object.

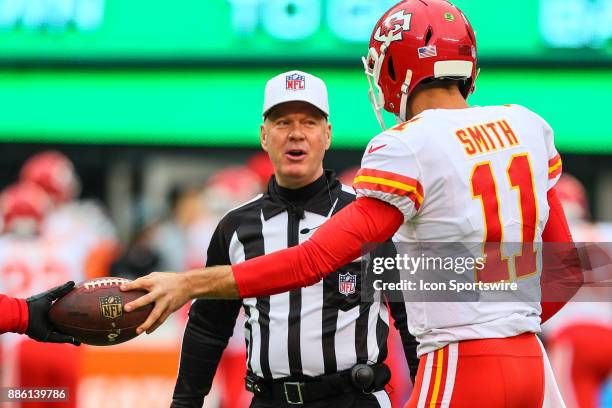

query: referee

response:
[171,71,418,408]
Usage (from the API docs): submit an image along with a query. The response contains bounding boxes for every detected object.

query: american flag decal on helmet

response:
[418,45,438,59]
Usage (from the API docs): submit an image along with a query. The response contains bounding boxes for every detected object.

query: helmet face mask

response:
[362,48,387,130]
[363,0,478,129]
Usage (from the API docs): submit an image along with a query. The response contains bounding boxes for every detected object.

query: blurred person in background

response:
[543,174,612,408]
[152,187,206,272]
[112,187,200,282]
[125,165,265,280]
[144,168,264,406]
[111,165,267,406]
[337,166,360,187]
[193,166,263,270]
[0,182,82,408]
[171,70,418,408]
[128,168,264,281]
[247,152,275,191]
[110,224,162,281]
[20,150,119,280]
[193,166,265,408]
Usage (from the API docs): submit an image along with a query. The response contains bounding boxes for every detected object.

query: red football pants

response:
[405,333,548,408]
[548,323,612,408]
[216,348,251,408]
[18,339,80,408]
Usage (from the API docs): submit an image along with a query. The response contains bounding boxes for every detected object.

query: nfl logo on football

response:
[99,295,123,319]
[286,73,305,91]
[338,273,357,296]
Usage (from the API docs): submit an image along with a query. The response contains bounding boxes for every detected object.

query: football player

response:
[123,1,582,406]
[543,175,612,408]
[20,150,119,280]
[0,182,82,408]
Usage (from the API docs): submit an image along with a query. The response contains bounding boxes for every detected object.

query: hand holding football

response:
[49,278,154,346]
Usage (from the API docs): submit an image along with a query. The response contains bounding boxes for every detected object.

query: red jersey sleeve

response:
[540,186,582,323]
[232,197,403,298]
[0,294,29,334]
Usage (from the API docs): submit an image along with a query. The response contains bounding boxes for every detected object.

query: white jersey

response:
[41,200,117,250]
[0,235,90,299]
[354,105,562,356]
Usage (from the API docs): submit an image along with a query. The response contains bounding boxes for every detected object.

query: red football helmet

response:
[364,0,478,128]
[247,152,275,189]
[556,174,590,221]
[1,181,53,233]
[19,151,80,205]
[204,166,262,215]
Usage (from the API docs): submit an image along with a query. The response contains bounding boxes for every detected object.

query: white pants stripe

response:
[440,343,458,407]
[417,352,434,408]
[537,336,567,408]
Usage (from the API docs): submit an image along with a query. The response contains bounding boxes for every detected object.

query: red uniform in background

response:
[1,152,117,408]
[0,182,82,408]
[0,294,28,399]
[544,175,612,408]
[189,166,263,408]
[0,235,84,408]
[20,150,119,281]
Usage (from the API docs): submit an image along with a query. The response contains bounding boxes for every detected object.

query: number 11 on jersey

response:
[471,153,538,283]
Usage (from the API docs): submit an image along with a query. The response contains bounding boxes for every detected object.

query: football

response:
[49,277,154,346]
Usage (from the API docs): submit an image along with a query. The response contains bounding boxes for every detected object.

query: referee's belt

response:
[244,363,391,405]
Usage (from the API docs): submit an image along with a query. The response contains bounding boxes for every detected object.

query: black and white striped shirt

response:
[172,171,418,407]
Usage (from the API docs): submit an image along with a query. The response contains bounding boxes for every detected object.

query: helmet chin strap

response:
[398,69,413,122]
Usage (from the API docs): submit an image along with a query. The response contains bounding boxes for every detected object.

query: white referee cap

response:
[262,70,329,118]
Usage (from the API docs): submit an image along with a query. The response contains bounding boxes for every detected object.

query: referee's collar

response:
[263,170,340,220]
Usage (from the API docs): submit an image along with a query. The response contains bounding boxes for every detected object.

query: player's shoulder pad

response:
[503,104,553,132]
[366,121,428,158]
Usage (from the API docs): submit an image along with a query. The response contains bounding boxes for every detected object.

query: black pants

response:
[249,390,390,408]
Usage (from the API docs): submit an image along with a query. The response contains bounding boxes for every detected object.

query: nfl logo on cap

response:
[262,70,329,117]
[286,73,305,91]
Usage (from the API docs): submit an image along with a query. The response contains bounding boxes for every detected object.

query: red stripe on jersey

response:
[354,168,424,197]
[548,154,561,167]
[353,180,422,210]
[548,165,562,180]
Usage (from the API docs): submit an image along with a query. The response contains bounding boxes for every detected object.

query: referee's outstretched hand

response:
[120,272,191,335]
